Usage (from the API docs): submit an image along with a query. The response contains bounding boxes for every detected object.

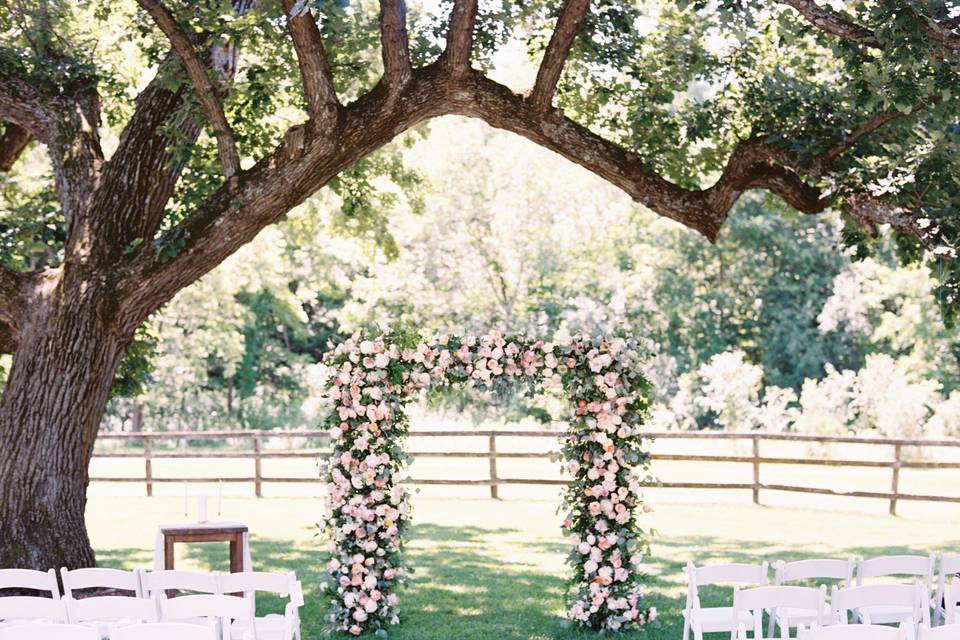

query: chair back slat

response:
[216,571,294,597]
[160,594,254,623]
[858,555,935,586]
[60,568,142,597]
[778,559,855,585]
[141,571,219,597]
[691,562,769,587]
[736,585,825,612]
[0,623,99,640]
[0,569,60,598]
[65,595,158,623]
[833,583,918,610]
[942,555,960,575]
[0,596,67,622]
[112,622,218,640]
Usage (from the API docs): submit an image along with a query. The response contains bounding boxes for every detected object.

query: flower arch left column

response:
[320,336,414,636]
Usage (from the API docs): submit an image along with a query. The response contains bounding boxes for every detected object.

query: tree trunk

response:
[0,275,129,570]
[131,402,143,433]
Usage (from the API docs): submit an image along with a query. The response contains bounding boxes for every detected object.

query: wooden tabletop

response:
[159,522,248,536]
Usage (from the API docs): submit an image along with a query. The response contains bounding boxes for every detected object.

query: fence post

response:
[752,434,761,505]
[253,434,263,498]
[488,434,499,500]
[890,443,902,516]
[144,436,153,497]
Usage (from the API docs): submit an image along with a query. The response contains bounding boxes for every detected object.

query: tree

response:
[0,0,958,569]
[648,197,866,390]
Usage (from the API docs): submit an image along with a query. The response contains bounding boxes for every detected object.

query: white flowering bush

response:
[319,330,655,635]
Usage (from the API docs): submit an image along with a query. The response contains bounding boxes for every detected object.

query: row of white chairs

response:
[0,622,218,640]
[683,555,960,639]
[0,568,303,640]
[797,620,930,639]
[0,596,249,639]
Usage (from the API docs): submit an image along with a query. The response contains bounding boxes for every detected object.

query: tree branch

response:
[281,0,340,125]
[915,11,960,56]
[90,58,201,247]
[0,66,104,236]
[778,0,960,61]
[774,0,882,48]
[136,0,241,179]
[443,0,478,77]
[378,0,413,91]
[847,193,938,249]
[0,74,53,142]
[530,0,591,110]
[0,123,31,172]
[455,73,833,240]
[810,96,939,176]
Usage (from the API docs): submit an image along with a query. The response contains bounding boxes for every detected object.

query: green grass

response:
[88,496,960,639]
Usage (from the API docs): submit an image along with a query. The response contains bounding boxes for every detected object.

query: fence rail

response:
[91,429,960,515]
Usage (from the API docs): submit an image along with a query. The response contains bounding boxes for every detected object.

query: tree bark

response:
[0,271,131,570]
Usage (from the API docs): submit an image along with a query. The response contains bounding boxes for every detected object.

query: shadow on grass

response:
[97,522,960,640]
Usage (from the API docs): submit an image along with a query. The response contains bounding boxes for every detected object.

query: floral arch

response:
[319,331,656,636]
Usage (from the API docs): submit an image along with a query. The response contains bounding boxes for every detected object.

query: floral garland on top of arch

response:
[318,330,657,636]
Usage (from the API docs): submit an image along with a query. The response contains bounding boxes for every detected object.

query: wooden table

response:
[159,522,249,573]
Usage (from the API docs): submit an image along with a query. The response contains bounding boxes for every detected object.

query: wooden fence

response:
[91,430,960,515]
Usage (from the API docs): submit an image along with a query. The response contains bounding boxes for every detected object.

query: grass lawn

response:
[88,496,960,639]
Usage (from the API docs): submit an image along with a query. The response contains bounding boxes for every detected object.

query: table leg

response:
[164,537,176,570]
[229,536,245,597]
[229,535,244,573]
[164,537,176,598]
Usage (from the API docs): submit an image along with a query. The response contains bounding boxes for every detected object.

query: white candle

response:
[197,495,208,523]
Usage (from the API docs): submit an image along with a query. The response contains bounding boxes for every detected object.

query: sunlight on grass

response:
[88,496,960,639]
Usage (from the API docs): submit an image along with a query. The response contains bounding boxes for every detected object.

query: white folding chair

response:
[770,558,854,635]
[141,571,220,599]
[61,567,143,597]
[833,583,928,630]
[217,572,303,640]
[935,556,960,626]
[112,622,219,640]
[65,594,158,637]
[0,569,61,599]
[682,561,769,640]
[160,594,256,640]
[798,622,910,639]
[733,585,826,638]
[856,556,935,626]
[919,624,960,639]
[0,596,67,626]
[0,623,99,640]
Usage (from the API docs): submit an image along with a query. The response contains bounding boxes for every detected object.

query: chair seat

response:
[683,606,755,632]
[859,604,914,624]
[775,602,835,626]
[230,614,291,640]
